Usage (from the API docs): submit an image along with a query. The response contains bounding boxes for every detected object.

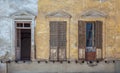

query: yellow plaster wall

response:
[36,0,120,60]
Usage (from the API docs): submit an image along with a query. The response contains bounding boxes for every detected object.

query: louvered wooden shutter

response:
[50,21,67,60]
[94,21,103,49]
[58,22,66,60]
[50,21,58,60]
[78,21,86,60]
[78,21,86,49]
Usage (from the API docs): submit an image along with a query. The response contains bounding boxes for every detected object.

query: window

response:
[16,22,31,28]
[49,21,67,61]
[78,21,103,61]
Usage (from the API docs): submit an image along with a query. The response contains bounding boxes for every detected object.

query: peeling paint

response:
[0,0,38,60]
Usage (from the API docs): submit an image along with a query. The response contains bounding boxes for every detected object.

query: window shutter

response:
[50,22,58,60]
[94,21,103,49]
[78,21,86,60]
[78,21,86,49]
[58,22,66,60]
[58,22,66,48]
[50,21,67,60]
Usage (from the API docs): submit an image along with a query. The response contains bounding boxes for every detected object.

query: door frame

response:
[14,20,35,61]
[15,22,31,60]
[11,11,36,61]
[78,20,103,61]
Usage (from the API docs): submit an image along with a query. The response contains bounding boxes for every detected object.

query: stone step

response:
[7,61,116,73]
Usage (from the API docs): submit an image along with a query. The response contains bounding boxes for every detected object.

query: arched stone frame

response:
[78,9,107,60]
[11,11,36,61]
[46,11,72,60]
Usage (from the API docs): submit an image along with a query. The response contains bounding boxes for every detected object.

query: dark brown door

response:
[50,21,66,61]
[21,29,31,60]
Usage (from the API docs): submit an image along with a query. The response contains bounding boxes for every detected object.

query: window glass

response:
[24,23,30,27]
[86,22,93,47]
[17,23,23,27]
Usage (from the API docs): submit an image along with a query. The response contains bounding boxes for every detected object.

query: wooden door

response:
[50,21,66,61]
[21,29,31,60]
[16,29,21,60]
[15,22,31,61]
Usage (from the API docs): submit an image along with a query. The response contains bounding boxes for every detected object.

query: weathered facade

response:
[1,0,120,73]
[0,0,37,61]
[36,0,120,61]
[0,0,120,63]
[0,0,37,73]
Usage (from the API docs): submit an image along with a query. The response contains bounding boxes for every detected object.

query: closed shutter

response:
[50,21,66,60]
[94,21,103,60]
[78,21,86,60]
[50,22,58,60]
[58,22,66,60]
[78,21,86,49]
[94,21,103,49]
